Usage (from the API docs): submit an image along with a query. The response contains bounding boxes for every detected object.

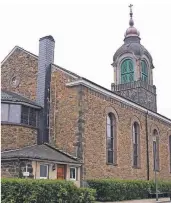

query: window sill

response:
[1,121,38,129]
[70,178,77,181]
[153,169,160,172]
[132,166,141,169]
[106,163,118,166]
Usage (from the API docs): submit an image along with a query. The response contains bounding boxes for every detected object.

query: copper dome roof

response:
[113,5,153,66]
[113,42,153,63]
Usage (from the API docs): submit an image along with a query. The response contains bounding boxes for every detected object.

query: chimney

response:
[36,35,55,144]
[36,35,55,106]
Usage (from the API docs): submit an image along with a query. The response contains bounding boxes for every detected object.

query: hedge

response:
[1,179,96,203]
[87,179,171,201]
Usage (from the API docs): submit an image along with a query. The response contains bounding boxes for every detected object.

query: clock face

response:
[10,75,20,88]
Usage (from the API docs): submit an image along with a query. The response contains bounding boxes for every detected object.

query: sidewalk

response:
[96,198,170,203]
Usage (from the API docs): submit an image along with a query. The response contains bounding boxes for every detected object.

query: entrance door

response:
[57,165,65,180]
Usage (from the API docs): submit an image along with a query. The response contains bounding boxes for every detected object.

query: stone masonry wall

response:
[49,66,171,181]
[1,125,37,151]
[1,160,33,178]
[148,119,171,180]
[80,86,171,181]
[1,48,38,100]
[49,66,79,157]
[1,48,38,151]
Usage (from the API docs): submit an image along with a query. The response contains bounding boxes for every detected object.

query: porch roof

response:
[1,144,81,165]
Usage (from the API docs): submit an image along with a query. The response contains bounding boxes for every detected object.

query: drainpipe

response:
[146,111,150,180]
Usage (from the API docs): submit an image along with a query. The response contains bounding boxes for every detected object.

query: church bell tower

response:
[111,5,157,112]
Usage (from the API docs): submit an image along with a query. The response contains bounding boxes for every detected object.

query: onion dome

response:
[113,4,153,66]
[124,5,140,38]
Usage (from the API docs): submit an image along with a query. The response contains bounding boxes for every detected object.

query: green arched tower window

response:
[141,61,148,82]
[121,59,134,84]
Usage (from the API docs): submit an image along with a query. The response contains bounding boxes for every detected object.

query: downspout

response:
[146,111,150,180]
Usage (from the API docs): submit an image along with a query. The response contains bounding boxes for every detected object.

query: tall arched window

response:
[121,59,134,84]
[153,129,159,171]
[106,113,116,164]
[169,135,171,172]
[141,61,148,82]
[132,122,140,167]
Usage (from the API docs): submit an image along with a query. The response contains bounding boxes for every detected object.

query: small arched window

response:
[141,61,148,82]
[153,129,159,171]
[121,59,134,84]
[169,135,171,172]
[132,122,140,167]
[106,113,116,164]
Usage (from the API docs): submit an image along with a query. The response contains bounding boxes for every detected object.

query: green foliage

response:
[1,179,96,203]
[87,179,171,201]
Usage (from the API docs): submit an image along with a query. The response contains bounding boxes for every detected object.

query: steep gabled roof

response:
[1,143,81,165]
[1,90,41,108]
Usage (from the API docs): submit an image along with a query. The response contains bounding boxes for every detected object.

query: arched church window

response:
[106,113,116,164]
[153,129,159,171]
[132,122,140,167]
[141,61,148,82]
[121,59,134,84]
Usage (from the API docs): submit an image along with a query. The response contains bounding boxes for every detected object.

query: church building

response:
[1,6,171,186]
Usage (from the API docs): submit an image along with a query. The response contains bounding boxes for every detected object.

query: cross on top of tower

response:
[128,4,134,26]
[129,4,133,18]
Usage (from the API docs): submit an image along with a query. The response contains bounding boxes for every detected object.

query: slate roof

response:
[1,144,81,165]
[1,90,41,108]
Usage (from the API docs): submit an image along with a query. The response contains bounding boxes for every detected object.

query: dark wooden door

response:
[57,165,65,180]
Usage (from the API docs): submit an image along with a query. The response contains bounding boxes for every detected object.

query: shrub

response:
[1,178,96,203]
[87,179,171,201]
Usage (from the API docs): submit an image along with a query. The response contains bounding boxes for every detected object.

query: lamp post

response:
[153,136,158,201]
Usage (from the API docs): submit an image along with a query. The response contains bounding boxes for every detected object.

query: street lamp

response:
[153,135,158,202]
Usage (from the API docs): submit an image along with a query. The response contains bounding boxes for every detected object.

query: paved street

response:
[97,198,171,203]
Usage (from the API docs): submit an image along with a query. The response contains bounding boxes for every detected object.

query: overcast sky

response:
[1,0,171,119]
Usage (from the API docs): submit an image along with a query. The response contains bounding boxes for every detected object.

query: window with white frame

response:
[40,165,48,179]
[70,167,77,180]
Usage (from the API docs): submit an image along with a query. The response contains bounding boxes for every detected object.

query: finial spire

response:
[129,4,133,18]
[128,4,134,26]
